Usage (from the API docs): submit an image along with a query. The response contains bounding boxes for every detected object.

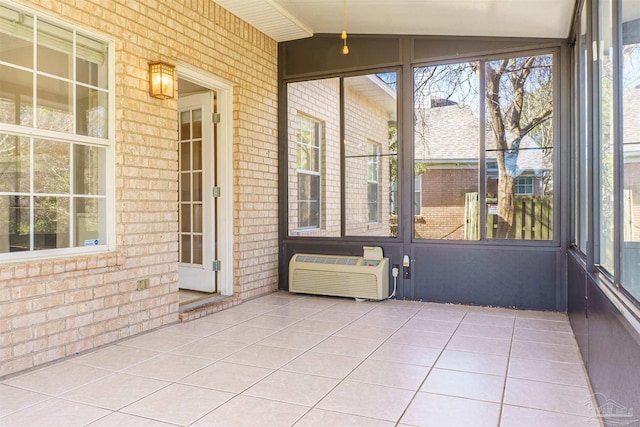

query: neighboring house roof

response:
[344,74,397,121]
[414,101,552,174]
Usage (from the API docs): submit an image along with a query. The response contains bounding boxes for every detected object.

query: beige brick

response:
[48,330,79,348]
[47,305,77,321]
[32,295,65,311]
[33,320,66,338]
[12,312,47,329]
[33,347,67,365]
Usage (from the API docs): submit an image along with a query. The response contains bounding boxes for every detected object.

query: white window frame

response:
[515,176,534,195]
[0,2,115,262]
[367,141,380,223]
[296,115,322,230]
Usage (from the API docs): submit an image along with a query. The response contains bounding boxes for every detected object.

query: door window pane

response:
[485,55,554,240]
[414,62,480,240]
[621,0,640,300]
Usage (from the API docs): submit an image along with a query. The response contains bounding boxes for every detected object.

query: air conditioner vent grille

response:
[295,255,359,265]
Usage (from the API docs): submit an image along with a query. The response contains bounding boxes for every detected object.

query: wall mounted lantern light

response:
[149,61,175,99]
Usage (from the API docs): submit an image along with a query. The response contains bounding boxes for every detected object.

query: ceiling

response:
[212,0,577,42]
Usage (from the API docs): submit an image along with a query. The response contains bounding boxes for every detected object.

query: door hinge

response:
[212,186,221,198]
[212,112,221,124]
[213,260,221,271]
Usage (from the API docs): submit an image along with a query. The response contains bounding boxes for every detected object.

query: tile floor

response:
[0,292,603,426]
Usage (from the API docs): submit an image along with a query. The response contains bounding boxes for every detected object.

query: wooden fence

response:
[465,192,553,240]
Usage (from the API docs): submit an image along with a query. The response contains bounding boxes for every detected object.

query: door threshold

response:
[179,293,231,313]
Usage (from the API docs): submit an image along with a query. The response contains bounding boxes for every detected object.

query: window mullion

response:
[479,60,487,241]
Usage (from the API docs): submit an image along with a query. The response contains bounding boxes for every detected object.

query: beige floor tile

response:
[180,361,273,393]
[367,305,421,319]
[435,349,508,376]
[121,383,233,425]
[3,362,111,396]
[369,341,441,366]
[414,307,467,323]
[69,345,160,371]
[467,306,518,317]
[462,312,516,327]
[119,330,200,352]
[0,384,50,417]
[513,328,576,346]
[334,323,397,342]
[445,334,512,356]
[283,318,344,336]
[510,339,582,364]
[328,300,378,314]
[162,319,232,338]
[266,305,324,319]
[170,337,248,360]
[229,301,280,315]
[241,314,301,330]
[346,358,430,390]
[400,392,501,427]
[401,317,460,334]
[292,295,341,310]
[207,309,260,324]
[508,357,589,387]
[515,317,574,333]
[317,380,414,421]
[294,408,395,427]
[222,344,303,369]
[255,293,301,306]
[311,335,381,358]
[504,377,597,418]
[243,370,339,406]
[87,411,176,426]
[0,397,110,427]
[351,312,411,328]
[191,395,308,427]
[500,404,602,427]
[280,351,364,379]
[61,373,169,410]
[258,329,326,350]
[387,327,452,348]
[516,310,568,321]
[454,322,514,340]
[209,324,278,343]
[306,309,365,325]
[122,353,213,381]
[420,368,505,402]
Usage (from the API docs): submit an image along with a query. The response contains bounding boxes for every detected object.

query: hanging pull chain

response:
[342,0,349,55]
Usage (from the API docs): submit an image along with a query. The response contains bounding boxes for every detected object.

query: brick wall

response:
[0,0,278,377]
[416,168,478,240]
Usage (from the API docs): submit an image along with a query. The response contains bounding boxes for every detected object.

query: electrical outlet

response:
[136,279,150,290]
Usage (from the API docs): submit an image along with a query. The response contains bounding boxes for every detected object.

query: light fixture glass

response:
[149,61,175,99]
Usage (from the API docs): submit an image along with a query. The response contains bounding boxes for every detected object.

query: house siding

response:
[0,0,278,378]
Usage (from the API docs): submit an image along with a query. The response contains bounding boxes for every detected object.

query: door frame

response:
[177,63,234,296]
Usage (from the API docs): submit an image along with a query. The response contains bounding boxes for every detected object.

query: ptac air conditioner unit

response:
[288,247,389,300]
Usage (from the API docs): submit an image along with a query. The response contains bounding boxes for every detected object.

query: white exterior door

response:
[178,92,217,292]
